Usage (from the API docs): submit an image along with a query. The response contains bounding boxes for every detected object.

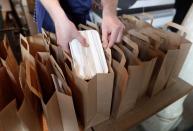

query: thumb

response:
[75,32,89,47]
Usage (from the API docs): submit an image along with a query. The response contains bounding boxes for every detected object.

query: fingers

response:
[108,29,120,48]
[75,32,89,47]
[102,29,109,49]
[116,27,124,43]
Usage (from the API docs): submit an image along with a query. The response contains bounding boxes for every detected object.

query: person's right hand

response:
[54,18,88,53]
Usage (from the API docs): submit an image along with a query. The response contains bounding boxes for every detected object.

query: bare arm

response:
[101,0,117,16]
[101,0,124,48]
[40,0,87,53]
[40,0,68,23]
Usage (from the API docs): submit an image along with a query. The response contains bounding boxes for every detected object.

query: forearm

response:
[101,0,118,16]
[40,0,69,25]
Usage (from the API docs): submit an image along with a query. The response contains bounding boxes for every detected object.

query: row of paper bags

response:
[79,16,192,118]
[0,30,112,130]
[0,16,192,131]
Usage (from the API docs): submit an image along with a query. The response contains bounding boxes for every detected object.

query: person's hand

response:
[55,18,88,53]
[102,15,125,48]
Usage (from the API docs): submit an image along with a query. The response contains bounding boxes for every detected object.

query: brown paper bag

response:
[20,34,42,97]
[0,58,21,112]
[33,52,79,131]
[110,45,129,118]
[147,22,191,96]
[17,35,49,131]
[0,59,26,131]
[127,30,175,97]
[122,13,161,49]
[2,35,42,131]
[139,27,163,49]
[78,24,95,30]
[122,35,139,57]
[118,40,156,101]
[128,29,151,51]
[63,49,114,128]
[26,33,49,57]
[121,17,191,96]
[119,36,157,98]
[162,23,192,89]
[43,31,57,45]
[0,100,26,131]
[18,62,43,131]
[78,22,100,32]
[1,35,19,84]
[120,14,152,31]
[19,34,82,130]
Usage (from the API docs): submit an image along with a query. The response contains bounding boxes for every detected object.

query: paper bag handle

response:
[163,22,187,37]
[20,34,30,53]
[63,51,77,73]
[140,13,154,25]
[86,21,100,32]
[122,15,139,22]
[50,57,72,95]
[78,24,94,30]
[122,35,139,57]
[51,74,65,93]
[64,51,72,63]
[122,13,154,25]
[25,60,42,98]
[112,45,126,66]
[0,58,18,88]
[41,28,51,45]
[128,29,150,44]
[2,35,9,50]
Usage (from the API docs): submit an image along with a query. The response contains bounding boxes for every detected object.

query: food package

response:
[70,30,108,80]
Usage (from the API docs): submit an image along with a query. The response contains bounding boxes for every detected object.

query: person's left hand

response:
[102,15,125,48]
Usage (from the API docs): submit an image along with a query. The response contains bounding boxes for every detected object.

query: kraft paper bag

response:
[139,27,163,50]
[19,62,43,131]
[19,35,50,131]
[128,29,151,53]
[78,22,100,32]
[78,24,96,31]
[1,35,19,84]
[0,59,26,131]
[34,52,79,131]
[120,14,152,31]
[0,53,43,131]
[118,39,156,101]
[110,45,129,118]
[127,30,175,97]
[20,34,42,97]
[26,32,49,57]
[0,100,26,131]
[122,36,139,57]
[167,40,192,81]
[63,49,114,128]
[160,23,192,89]
[147,22,192,96]
[120,17,191,97]
[44,31,57,45]
[129,28,168,96]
